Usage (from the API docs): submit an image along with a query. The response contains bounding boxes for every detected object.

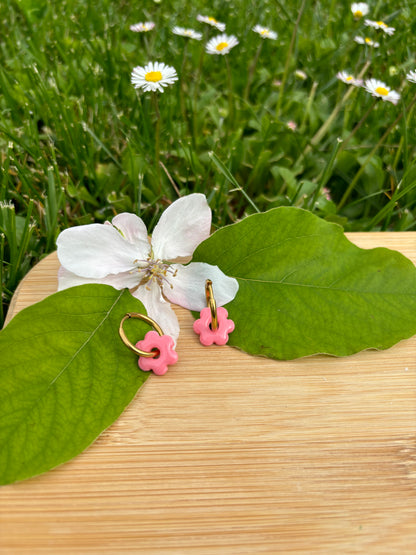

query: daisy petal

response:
[57,266,140,291]
[111,213,150,250]
[133,280,180,346]
[56,223,143,278]
[151,194,211,261]
[163,262,239,311]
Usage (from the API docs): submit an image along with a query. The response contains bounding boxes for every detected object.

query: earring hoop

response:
[119,312,163,358]
[205,279,218,331]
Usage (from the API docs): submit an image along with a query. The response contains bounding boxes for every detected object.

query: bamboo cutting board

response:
[1,233,416,554]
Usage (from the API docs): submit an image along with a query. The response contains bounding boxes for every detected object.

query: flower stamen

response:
[145,71,162,82]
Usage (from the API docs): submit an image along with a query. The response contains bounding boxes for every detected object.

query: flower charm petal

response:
[196,14,225,31]
[136,331,178,375]
[193,307,235,346]
[206,34,239,56]
[364,78,400,105]
[57,194,239,347]
[131,61,178,93]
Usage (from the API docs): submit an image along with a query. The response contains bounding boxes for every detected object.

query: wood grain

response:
[1,232,416,554]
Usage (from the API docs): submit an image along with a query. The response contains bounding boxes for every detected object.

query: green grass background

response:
[1,0,416,325]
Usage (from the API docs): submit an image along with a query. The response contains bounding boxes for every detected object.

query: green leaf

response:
[0,285,150,485]
[193,207,416,359]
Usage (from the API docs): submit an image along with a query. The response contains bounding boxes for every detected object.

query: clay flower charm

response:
[136,331,178,375]
[193,306,235,346]
[56,194,239,345]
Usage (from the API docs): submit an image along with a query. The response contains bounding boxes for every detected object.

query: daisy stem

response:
[225,56,234,129]
[243,41,263,102]
[152,92,162,193]
[275,0,307,120]
[339,98,377,152]
[192,29,208,142]
[337,92,416,211]
[304,61,371,154]
[179,41,188,127]
[392,99,414,172]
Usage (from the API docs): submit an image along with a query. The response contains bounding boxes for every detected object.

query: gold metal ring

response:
[119,313,164,358]
[205,279,218,331]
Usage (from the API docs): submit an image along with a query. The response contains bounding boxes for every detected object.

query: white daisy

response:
[295,69,307,80]
[172,26,203,40]
[354,36,380,48]
[196,15,226,32]
[351,3,369,18]
[206,34,239,56]
[130,21,155,33]
[364,19,395,35]
[252,25,277,40]
[364,78,400,105]
[131,62,178,93]
[336,71,363,87]
[406,70,416,83]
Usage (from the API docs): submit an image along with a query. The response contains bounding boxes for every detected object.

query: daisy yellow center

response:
[365,37,372,44]
[346,76,353,81]
[260,29,269,35]
[376,21,387,27]
[216,42,228,51]
[375,86,389,96]
[208,17,218,23]
[354,10,363,17]
[145,71,162,82]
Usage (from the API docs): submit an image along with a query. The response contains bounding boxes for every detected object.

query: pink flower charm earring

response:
[119,313,178,375]
[193,279,235,346]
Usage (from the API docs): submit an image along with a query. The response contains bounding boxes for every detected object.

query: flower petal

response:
[132,280,180,346]
[111,213,150,249]
[56,223,148,278]
[58,266,140,291]
[162,262,239,310]
[151,194,211,261]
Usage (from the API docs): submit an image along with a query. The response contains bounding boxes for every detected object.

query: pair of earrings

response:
[119,280,235,376]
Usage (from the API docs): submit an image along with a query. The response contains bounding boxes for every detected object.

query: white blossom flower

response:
[351,3,369,18]
[131,61,178,93]
[172,26,203,40]
[206,34,239,55]
[196,15,225,31]
[364,78,400,104]
[406,70,416,83]
[354,36,380,48]
[336,71,363,86]
[130,22,155,33]
[56,194,239,346]
[364,19,395,35]
[252,25,277,40]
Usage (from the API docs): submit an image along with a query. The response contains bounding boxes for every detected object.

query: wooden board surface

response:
[1,233,416,554]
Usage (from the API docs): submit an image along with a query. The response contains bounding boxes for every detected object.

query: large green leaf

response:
[193,207,416,359]
[0,285,150,485]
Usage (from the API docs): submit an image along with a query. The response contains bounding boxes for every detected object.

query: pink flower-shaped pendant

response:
[135,330,178,375]
[193,306,235,346]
